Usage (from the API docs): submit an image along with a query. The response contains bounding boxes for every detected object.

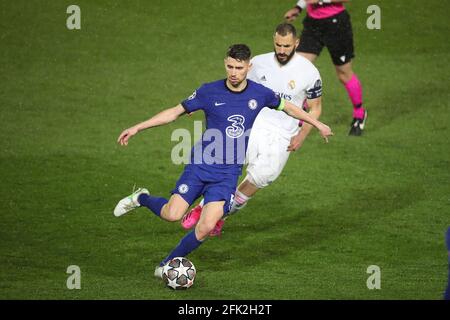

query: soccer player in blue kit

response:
[114,44,333,277]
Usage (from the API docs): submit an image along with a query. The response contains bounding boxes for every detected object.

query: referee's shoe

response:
[349,109,368,136]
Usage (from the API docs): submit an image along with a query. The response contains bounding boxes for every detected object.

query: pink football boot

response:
[209,219,225,237]
[181,204,202,229]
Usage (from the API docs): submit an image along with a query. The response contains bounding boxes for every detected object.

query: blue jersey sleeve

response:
[181,85,208,113]
[265,89,282,110]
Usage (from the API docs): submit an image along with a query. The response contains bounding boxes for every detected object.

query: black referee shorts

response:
[296,10,354,66]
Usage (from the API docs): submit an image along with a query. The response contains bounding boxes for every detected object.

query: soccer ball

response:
[162,257,196,290]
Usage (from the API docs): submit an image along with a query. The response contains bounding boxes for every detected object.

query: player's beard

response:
[274,48,296,65]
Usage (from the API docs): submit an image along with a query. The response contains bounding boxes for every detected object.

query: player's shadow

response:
[196,182,425,271]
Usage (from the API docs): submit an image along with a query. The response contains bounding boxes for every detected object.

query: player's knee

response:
[195,223,214,239]
[336,68,353,84]
[247,171,273,189]
[162,203,184,222]
[195,220,216,238]
[338,73,349,84]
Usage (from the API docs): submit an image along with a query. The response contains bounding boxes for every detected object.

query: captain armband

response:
[277,98,286,111]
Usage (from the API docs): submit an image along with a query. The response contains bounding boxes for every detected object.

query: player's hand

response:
[305,0,320,4]
[284,7,301,22]
[318,124,333,143]
[117,127,138,146]
[287,134,304,152]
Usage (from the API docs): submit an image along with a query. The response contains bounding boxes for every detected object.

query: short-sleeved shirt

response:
[248,53,322,138]
[181,79,282,175]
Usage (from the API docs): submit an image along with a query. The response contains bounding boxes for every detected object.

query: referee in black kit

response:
[285,0,368,136]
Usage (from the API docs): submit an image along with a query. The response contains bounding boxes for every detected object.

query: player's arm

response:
[284,1,306,22]
[281,99,332,142]
[287,97,322,151]
[117,104,185,146]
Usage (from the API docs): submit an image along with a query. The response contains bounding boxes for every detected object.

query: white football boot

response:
[113,188,149,217]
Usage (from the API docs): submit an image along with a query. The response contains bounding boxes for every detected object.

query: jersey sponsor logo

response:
[225,115,245,138]
[178,184,189,194]
[288,80,296,90]
[248,99,258,110]
[275,91,292,101]
[214,102,226,106]
[188,91,197,100]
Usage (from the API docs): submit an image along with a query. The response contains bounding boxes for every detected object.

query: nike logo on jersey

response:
[260,76,267,81]
[214,102,226,106]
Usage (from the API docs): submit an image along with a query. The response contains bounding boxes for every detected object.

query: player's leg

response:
[335,60,367,136]
[229,176,258,213]
[139,193,189,222]
[156,181,235,277]
[232,129,291,213]
[181,127,264,230]
[155,200,226,278]
[334,61,363,119]
[206,136,290,236]
[181,177,257,234]
[195,201,226,240]
[297,52,318,63]
[324,10,367,136]
[210,130,291,236]
[113,188,192,222]
[182,129,291,236]
[296,15,324,63]
[154,224,207,278]
[115,166,200,221]
[153,168,207,278]
[202,178,237,236]
[143,167,202,220]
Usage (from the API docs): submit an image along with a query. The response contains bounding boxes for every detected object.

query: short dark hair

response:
[275,23,297,37]
[226,44,251,62]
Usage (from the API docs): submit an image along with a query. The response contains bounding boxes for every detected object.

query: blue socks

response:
[160,230,204,266]
[138,194,168,217]
[136,194,205,268]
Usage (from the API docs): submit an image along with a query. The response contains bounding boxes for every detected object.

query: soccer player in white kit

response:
[181,23,323,235]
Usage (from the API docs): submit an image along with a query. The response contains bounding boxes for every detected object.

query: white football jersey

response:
[248,53,322,138]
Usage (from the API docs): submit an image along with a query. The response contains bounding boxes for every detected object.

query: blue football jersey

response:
[181,79,282,175]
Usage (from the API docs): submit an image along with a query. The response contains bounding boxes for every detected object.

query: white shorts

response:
[245,126,293,188]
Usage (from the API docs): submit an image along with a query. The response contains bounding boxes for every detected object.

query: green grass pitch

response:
[0,0,449,299]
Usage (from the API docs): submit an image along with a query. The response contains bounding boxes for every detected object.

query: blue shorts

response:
[171,165,239,215]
